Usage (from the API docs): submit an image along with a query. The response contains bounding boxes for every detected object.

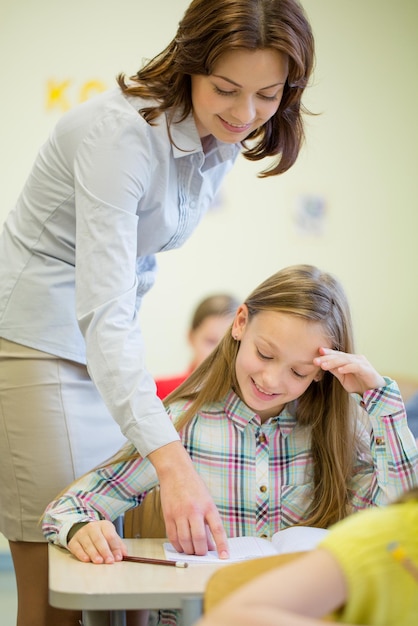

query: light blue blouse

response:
[0,87,240,456]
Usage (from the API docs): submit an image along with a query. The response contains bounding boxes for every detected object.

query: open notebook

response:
[163,526,329,564]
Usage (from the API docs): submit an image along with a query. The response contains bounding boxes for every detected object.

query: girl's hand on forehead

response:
[313,347,386,396]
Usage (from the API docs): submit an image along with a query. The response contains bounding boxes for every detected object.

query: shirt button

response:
[259,485,267,493]
[260,534,268,539]
[375,436,385,446]
[189,200,196,209]
[259,434,267,444]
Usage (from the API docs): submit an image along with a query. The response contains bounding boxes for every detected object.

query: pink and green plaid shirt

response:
[43,378,418,547]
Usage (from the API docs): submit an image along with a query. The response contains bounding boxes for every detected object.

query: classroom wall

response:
[1,0,417,382]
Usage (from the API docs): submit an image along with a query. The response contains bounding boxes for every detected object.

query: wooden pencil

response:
[122,555,188,568]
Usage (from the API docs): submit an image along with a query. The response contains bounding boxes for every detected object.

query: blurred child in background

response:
[155,293,239,399]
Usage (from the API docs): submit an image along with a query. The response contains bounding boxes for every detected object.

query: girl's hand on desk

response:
[68,520,128,564]
[314,348,386,396]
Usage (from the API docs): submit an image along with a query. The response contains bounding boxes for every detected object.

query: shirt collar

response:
[169,110,240,162]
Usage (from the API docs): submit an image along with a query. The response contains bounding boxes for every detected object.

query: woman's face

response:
[191,47,289,142]
[232,307,332,422]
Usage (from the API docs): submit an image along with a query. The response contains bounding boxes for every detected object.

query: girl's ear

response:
[231,304,248,341]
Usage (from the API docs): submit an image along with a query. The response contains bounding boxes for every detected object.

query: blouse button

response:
[259,434,267,444]
[259,485,267,493]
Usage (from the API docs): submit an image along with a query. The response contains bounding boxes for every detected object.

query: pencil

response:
[122,555,188,568]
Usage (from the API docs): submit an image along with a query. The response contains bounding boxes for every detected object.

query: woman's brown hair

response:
[117,0,315,177]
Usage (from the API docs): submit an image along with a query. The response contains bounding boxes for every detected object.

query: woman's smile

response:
[218,116,253,134]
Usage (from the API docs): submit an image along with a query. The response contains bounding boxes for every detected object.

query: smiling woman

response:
[118,0,315,176]
[0,2,317,625]
[191,48,289,140]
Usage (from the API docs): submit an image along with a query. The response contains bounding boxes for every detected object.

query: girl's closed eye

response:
[256,348,273,360]
[291,369,307,379]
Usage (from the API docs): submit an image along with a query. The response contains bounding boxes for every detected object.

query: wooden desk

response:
[48,538,222,626]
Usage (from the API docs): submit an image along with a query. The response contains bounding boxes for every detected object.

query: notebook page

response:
[164,536,277,563]
[272,526,329,554]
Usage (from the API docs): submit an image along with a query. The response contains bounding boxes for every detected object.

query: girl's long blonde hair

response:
[167,264,361,528]
[117,0,315,177]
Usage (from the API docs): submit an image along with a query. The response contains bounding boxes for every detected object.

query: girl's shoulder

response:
[166,398,195,420]
[166,396,228,425]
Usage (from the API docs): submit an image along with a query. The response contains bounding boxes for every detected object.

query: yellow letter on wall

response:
[46,79,72,112]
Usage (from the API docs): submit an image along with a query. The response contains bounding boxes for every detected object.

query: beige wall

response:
[1,0,417,382]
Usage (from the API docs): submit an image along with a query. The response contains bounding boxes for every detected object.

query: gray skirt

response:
[0,338,126,542]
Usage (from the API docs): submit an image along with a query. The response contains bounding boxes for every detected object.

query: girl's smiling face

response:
[232,307,332,421]
[191,47,289,142]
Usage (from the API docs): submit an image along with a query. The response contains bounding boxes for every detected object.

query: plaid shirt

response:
[43,378,418,547]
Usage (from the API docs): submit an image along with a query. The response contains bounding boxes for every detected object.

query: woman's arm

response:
[149,442,230,558]
[73,109,230,559]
